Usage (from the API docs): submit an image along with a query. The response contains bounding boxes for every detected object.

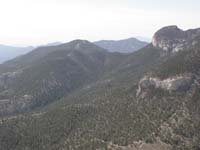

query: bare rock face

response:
[152,25,200,52]
[107,140,171,150]
[0,70,34,115]
[0,94,33,116]
[0,71,22,89]
[137,74,194,96]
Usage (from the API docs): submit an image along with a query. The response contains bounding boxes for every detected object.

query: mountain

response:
[0,42,63,64]
[152,25,200,52]
[94,37,148,53]
[44,42,63,47]
[0,37,146,64]
[0,45,34,64]
[136,36,151,42]
[0,40,120,115]
[0,26,200,150]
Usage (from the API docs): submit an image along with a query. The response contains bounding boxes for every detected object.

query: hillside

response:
[0,40,125,115]
[0,43,162,150]
[94,38,148,53]
[0,26,200,150]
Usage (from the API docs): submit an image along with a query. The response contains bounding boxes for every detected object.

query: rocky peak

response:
[66,40,92,49]
[61,39,107,54]
[152,25,200,52]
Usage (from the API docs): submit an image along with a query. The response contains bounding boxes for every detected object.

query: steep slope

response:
[137,29,200,150]
[0,26,200,150]
[0,45,34,64]
[0,40,127,115]
[94,37,148,53]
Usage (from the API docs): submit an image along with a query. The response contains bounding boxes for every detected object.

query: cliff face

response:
[139,26,200,96]
[134,26,200,150]
[152,25,200,52]
[137,74,194,95]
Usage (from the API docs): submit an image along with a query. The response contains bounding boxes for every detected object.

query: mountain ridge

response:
[94,37,148,53]
[0,45,34,64]
[0,39,124,115]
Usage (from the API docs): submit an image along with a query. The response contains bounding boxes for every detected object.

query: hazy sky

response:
[0,0,199,46]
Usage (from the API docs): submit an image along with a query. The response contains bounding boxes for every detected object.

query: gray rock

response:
[137,74,194,96]
[152,25,200,52]
[0,70,22,89]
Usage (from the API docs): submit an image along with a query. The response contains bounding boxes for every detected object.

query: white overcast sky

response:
[0,0,199,46]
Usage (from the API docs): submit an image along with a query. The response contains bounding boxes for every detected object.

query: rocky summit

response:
[152,25,200,52]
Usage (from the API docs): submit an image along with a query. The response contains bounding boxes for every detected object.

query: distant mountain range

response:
[94,37,148,53]
[0,42,64,64]
[0,45,34,64]
[43,42,63,47]
[135,36,151,42]
[0,38,148,63]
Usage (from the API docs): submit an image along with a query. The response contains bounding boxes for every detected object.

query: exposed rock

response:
[152,25,200,52]
[0,70,22,89]
[107,140,171,150]
[137,74,194,96]
[0,94,33,115]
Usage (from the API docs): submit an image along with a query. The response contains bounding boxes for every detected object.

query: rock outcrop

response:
[0,71,22,89]
[137,74,194,96]
[107,140,171,150]
[152,25,200,52]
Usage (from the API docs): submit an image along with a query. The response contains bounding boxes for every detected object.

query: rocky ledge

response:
[137,74,194,96]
